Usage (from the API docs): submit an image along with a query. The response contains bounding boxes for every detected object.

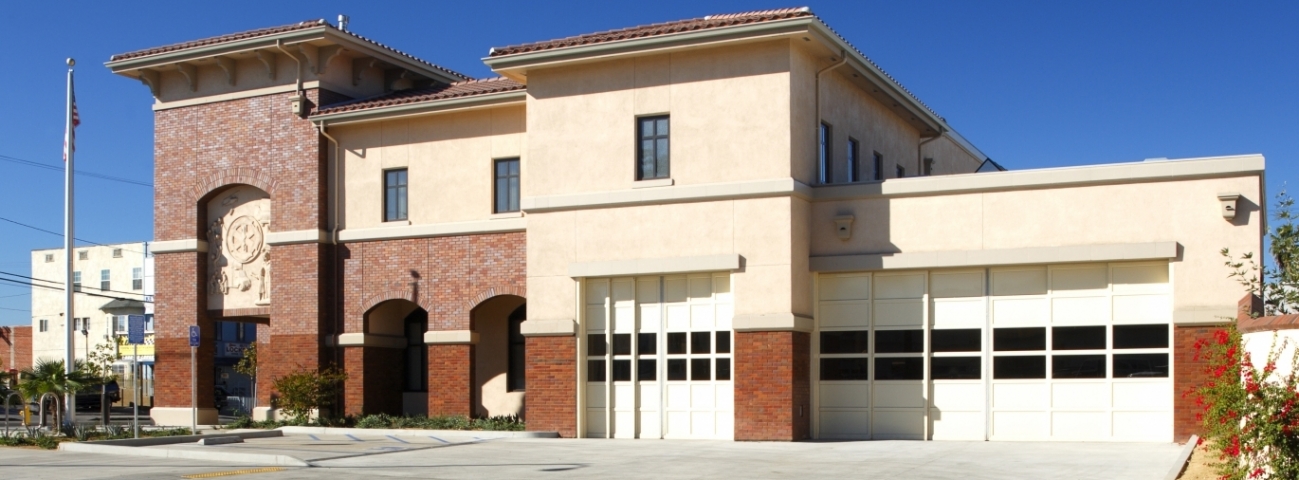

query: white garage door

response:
[814,262,1172,442]
[583,274,734,440]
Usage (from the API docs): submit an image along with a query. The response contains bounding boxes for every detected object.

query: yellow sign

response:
[116,334,155,356]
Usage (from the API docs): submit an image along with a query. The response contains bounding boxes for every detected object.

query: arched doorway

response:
[361,299,429,416]
[471,295,526,418]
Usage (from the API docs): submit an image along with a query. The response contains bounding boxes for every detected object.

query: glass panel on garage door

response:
[584,274,733,440]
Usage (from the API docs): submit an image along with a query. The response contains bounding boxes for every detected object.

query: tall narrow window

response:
[923,158,934,176]
[404,310,428,392]
[637,115,670,180]
[818,122,833,183]
[507,305,527,392]
[847,138,860,183]
[873,152,884,181]
[100,269,111,291]
[896,165,906,178]
[132,267,143,290]
[384,169,408,222]
[39,319,48,332]
[72,271,81,292]
[494,158,521,213]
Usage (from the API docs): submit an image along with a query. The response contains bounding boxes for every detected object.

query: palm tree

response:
[18,359,90,428]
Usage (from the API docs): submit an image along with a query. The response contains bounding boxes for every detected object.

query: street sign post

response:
[126,315,145,439]
[189,325,199,434]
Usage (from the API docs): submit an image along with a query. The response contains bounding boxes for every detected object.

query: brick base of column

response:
[428,344,473,417]
[734,331,810,441]
[342,346,404,416]
[525,336,576,437]
[153,337,215,409]
[1174,323,1228,442]
[259,334,324,409]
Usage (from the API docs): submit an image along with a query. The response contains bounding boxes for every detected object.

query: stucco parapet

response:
[1174,307,1241,326]
[569,254,741,278]
[811,242,1179,272]
[336,333,405,349]
[265,229,329,246]
[814,154,1264,201]
[520,319,576,337]
[151,239,208,254]
[524,178,813,213]
[424,330,479,345]
[338,218,525,243]
[733,313,813,332]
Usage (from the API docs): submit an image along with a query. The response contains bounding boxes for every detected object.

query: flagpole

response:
[63,57,76,427]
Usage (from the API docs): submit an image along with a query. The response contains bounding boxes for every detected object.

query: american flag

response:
[64,74,79,161]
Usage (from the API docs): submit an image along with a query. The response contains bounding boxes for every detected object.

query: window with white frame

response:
[144,314,154,332]
[44,254,53,263]
[39,319,48,332]
[72,271,81,292]
[114,315,128,334]
[100,269,110,291]
[78,251,88,260]
[132,268,143,290]
[112,248,123,258]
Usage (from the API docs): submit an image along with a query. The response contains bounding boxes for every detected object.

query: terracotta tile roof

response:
[314,77,525,116]
[488,7,814,57]
[109,19,470,81]
[1238,315,1299,334]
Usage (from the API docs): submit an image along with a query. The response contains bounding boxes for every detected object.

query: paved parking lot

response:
[0,433,1183,480]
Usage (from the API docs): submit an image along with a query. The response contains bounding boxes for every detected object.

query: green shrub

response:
[271,366,347,423]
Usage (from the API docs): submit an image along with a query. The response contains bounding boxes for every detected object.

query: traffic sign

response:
[127,315,146,345]
[189,325,200,347]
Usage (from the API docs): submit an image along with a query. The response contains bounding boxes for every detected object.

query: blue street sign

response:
[189,325,200,347]
[127,315,146,345]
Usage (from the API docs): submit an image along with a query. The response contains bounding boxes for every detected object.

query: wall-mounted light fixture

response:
[1218,193,1240,220]
[833,215,855,240]
[289,95,304,116]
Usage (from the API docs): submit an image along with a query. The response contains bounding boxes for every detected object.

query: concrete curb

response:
[1163,435,1199,480]
[79,429,282,447]
[277,426,558,439]
[59,442,308,467]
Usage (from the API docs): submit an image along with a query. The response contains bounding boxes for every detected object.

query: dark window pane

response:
[994,328,1046,351]
[638,359,656,381]
[821,331,870,354]
[588,336,607,356]
[691,358,711,381]
[932,329,981,352]
[667,359,687,381]
[612,334,631,355]
[715,358,731,381]
[932,357,980,379]
[875,330,924,353]
[993,356,1046,379]
[612,360,631,382]
[691,331,711,354]
[667,332,686,354]
[588,360,606,382]
[1113,353,1169,378]
[1113,325,1169,349]
[637,333,656,355]
[715,331,731,354]
[820,358,871,381]
[874,357,924,380]
[1053,354,1106,379]
[1053,326,1106,350]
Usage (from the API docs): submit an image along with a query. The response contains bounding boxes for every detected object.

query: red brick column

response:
[152,252,215,410]
[1174,324,1227,441]
[428,344,474,417]
[734,331,810,441]
[525,335,576,437]
[263,243,332,413]
[341,346,403,416]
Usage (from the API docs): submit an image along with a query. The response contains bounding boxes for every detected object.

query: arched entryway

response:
[471,295,526,418]
[356,299,429,416]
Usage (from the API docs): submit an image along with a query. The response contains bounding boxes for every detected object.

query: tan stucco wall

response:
[31,243,148,365]
[921,135,983,176]
[809,175,1263,322]
[524,40,793,197]
[810,58,920,183]
[333,105,525,229]
[472,296,525,417]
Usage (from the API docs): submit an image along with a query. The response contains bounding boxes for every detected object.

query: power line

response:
[0,153,152,187]
[0,277,149,304]
[0,217,149,256]
[0,271,148,299]
[0,307,29,313]
[0,292,30,299]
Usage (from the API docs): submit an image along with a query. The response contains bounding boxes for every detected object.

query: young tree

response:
[233,342,257,416]
[84,342,121,425]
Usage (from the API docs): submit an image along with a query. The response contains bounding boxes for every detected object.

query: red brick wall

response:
[153,252,214,408]
[428,344,474,416]
[526,335,576,437]
[0,326,31,373]
[734,331,811,441]
[1174,323,1229,441]
[341,346,404,417]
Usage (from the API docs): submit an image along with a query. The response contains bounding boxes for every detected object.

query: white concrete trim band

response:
[266,229,329,246]
[810,242,1179,272]
[424,330,478,345]
[335,333,406,349]
[523,178,813,213]
[520,318,577,337]
[1173,307,1240,325]
[733,313,814,333]
[568,254,742,278]
[338,217,526,243]
[150,239,208,254]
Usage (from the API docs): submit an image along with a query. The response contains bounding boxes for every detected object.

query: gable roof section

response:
[315,77,525,116]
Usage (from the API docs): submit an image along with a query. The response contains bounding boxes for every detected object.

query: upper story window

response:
[818,122,833,184]
[132,267,143,290]
[847,138,860,183]
[72,271,81,292]
[100,269,111,291]
[637,115,670,180]
[78,251,88,261]
[112,248,123,258]
[38,319,48,332]
[923,158,934,176]
[896,165,906,178]
[384,168,408,222]
[44,254,53,263]
[494,158,521,213]
[873,152,884,181]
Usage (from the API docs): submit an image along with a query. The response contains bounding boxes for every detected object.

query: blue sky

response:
[0,1,1295,325]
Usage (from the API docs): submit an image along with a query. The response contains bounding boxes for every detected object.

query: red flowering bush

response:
[1191,326,1299,479]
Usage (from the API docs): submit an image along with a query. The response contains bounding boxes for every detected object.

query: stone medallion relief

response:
[206,185,271,311]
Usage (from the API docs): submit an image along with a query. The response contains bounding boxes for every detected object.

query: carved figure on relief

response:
[206,186,271,311]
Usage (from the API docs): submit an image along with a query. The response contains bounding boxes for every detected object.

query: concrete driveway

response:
[0,435,1183,480]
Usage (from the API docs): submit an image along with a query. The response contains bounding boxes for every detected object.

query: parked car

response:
[76,380,121,410]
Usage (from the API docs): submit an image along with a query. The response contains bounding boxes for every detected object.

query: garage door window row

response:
[587,330,731,382]
[992,324,1169,380]
[820,328,982,381]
